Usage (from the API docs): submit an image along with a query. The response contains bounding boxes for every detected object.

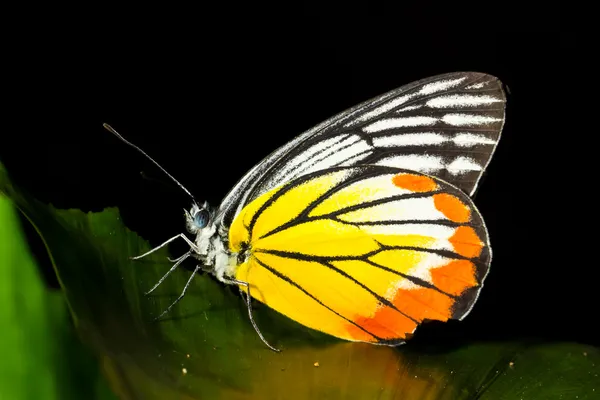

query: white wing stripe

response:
[447,157,483,174]
[426,94,503,108]
[375,155,445,173]
[337,197,449,223]
[364,113,501,133]
[363,116,439,132]
[419,77,467,95]
[454,133,497,147]
[373,132,447,147]
[375,154,482,175]
[441,113,502,126]
[396,105,422,113]
[465,82,489,89]
[362,223,456,239]
[372,132,497,148]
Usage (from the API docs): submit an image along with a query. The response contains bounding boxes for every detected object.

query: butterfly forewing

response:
[217,72,505,228]
[229,166,491,344]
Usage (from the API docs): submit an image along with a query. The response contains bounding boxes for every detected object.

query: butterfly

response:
[105,71,506,352]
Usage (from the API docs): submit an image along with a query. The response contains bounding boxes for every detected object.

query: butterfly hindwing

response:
[218,72,505,228]
[229,165,491,344]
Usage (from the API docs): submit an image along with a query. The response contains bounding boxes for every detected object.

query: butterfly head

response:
[185,201,213,235]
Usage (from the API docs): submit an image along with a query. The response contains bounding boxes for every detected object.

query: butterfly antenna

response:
[140,170,182,193]
[103,123,196,202]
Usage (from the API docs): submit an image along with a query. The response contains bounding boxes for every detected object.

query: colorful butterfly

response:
[106,71,506,351]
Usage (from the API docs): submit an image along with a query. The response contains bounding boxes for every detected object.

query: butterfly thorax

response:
[185,203,238,283]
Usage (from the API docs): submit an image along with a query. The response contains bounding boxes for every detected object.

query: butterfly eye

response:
[193,208,210,229]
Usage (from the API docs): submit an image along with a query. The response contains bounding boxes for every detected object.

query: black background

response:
[4,6,588,346]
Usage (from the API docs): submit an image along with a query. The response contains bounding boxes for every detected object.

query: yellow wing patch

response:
[229,166,490,344]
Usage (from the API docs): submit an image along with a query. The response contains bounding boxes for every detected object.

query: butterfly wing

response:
[217,72,505,228]
[229,166,490,344]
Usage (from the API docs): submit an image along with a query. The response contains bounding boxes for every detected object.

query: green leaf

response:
[1,161,598,399]
[0,188,118,399]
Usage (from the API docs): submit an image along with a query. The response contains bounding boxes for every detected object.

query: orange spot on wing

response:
[433,193,470,222]
[449,226,483,258]
[347,304,417,342]
[346,278,459,341]
[345,323,377,342]
[392,174,437,192]
[431,260,478,295]
[392,287,453,322]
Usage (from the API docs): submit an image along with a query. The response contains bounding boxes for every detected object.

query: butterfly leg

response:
[131,233,200,260]
[154,263,201,321]
[145,252,191,295]
[167,252,191,263]
[223,278,280,352]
